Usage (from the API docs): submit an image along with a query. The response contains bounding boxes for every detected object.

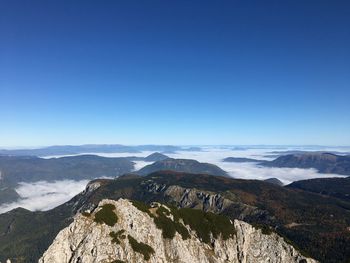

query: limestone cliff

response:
[39,199,317,263]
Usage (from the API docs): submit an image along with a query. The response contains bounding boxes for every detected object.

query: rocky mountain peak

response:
[39,198,317,263]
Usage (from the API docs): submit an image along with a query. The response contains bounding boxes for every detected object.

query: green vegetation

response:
[131,201,190,240]
[94,204,118,226]
[128,235,155,260]
[154,206,190,240]
[131,200,152,215]
[252,224,273,235]
[110,229,126,244]
[157,206,170,216]
[176,208,236,243]
[279,233,311,258]
[82,211,91,217]
[131,200,233,242]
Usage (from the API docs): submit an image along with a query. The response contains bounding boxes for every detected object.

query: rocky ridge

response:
[39,198,317,263]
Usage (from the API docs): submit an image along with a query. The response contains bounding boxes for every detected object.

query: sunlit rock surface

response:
[39,199,317,263]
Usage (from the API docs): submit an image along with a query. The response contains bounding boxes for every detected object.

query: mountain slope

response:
[0,155,134,186]
[144,152,169,162]
[39,199,316,263]
[1,171,350,262]
[264,178,284,186]
[223,157,266,163]
[262,153,350,175]
[287,177,350,201]
[137,158,228,177]
[125,152,169,162]
[0,186,19,205]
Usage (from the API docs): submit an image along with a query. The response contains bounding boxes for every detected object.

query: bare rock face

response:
[39,199,317,263]
[164,185,232,213]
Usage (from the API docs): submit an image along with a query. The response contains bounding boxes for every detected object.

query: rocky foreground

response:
[39,198,317,263]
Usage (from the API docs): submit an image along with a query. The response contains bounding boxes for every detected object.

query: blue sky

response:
[1,0,349,147]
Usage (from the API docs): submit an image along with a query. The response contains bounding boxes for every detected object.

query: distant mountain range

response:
[0,153,228,205]
[262,152,350,175]
[125,152,170,162]
[0,144,201,157]
[136,158,228,177]
[0,154,227,187]
[223,152,350,176]
[266,150,350,156]
[0,155,134,186]
[222,157,265,163]
[0,155,134,205]
[1,171,349,262]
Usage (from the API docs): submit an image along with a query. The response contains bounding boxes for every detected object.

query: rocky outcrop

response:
[144,182,272,223]
[39,199,317,263]
[164,185,233,213]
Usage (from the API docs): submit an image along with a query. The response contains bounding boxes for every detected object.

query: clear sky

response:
[1,0,349,147]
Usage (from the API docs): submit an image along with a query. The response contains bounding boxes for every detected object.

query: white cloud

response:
[164,147,348,184]
[1,145,348,214]
[0,180,89,214]
[219,162,347,184]
[132,160,154,171]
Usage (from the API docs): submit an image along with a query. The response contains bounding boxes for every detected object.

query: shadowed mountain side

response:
[287,177,350,202]
[0,185,20,205]
[0,155,134,186]
[136,158,228,177]
[262,152,350,175]
[223,157,267,163]
[263,178,284,186]
[124,152,169,162]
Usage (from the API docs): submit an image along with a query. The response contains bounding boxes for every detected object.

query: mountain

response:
[0,145,140,156]
[0,145,199,157]
[222,157,266,163]
[0,185,19,205]
[136,158,228,177]
[125,152,170,162]
[143,152,169,162]
[262,152,350,175]
[265,150,350,158]
[287,177,350,202]
[1,171,350,262]
[0,155,134,186]
[263,178,284,186]
[39,198,316,263]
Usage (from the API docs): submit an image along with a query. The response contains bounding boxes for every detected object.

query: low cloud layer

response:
[1,145,348,214]
[0,180,89,214]
[132,160,154,171]
[165,147,348,184]
[218,162,346,184]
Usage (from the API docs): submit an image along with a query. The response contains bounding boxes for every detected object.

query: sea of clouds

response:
[0,179,89,214]
[0,145,348,214]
